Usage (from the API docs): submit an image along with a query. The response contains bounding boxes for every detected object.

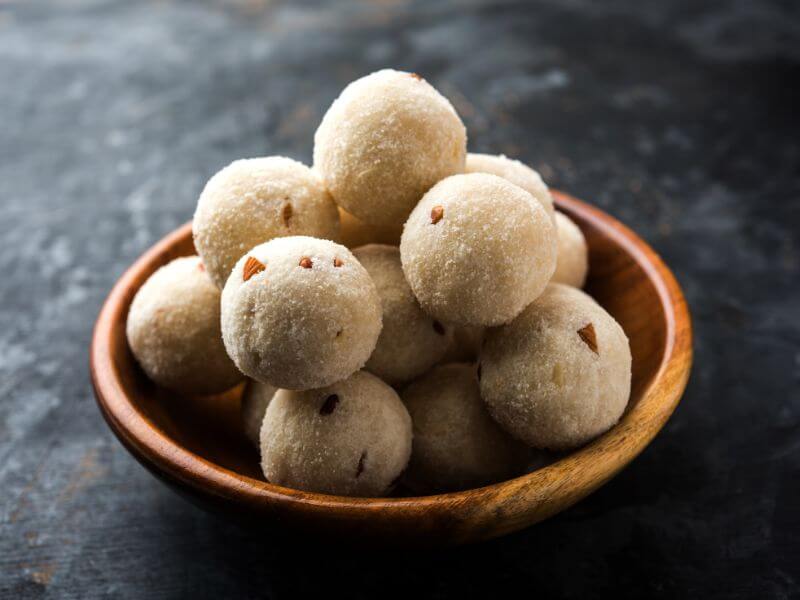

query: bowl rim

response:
[90,191,692,520]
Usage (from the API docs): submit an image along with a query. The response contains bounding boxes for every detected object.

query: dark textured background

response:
[1,0,798,598]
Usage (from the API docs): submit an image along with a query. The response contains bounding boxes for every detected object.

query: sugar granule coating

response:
[464,153,555,225]
[337,207,402,249]
[193,156,340,287]
[552,212,589,288]
[480,284,632,450]
[126,256,243,395]
[260,370,412,497]
[221,236,382,390]
[353,244,452,384]
[400,173,557,326]
[240,379,276,447]
[313,69,467,226]
[401,363,528,492]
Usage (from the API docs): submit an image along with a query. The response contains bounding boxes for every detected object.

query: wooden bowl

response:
[90,191,692,546]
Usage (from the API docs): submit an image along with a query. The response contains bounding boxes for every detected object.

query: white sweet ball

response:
[240,379,276,447]
[480,284,632,450]
[313,69,467,226]
[126,256,243,395]
[220,236,382,390]
[337,207,402,249]
[353,244,452,385]
[401,363,528,492]
[552,212,589,288]
[464,152,555,225]
[400,173,557,326]
[260,370,412,497]
[193,156,340,287]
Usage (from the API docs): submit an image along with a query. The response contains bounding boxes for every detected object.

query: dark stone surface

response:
[1,0,798,597]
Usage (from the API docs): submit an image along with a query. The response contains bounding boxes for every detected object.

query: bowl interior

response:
[106,192,670,487]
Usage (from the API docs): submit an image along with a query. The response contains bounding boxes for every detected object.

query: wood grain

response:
[89,191,692,545]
